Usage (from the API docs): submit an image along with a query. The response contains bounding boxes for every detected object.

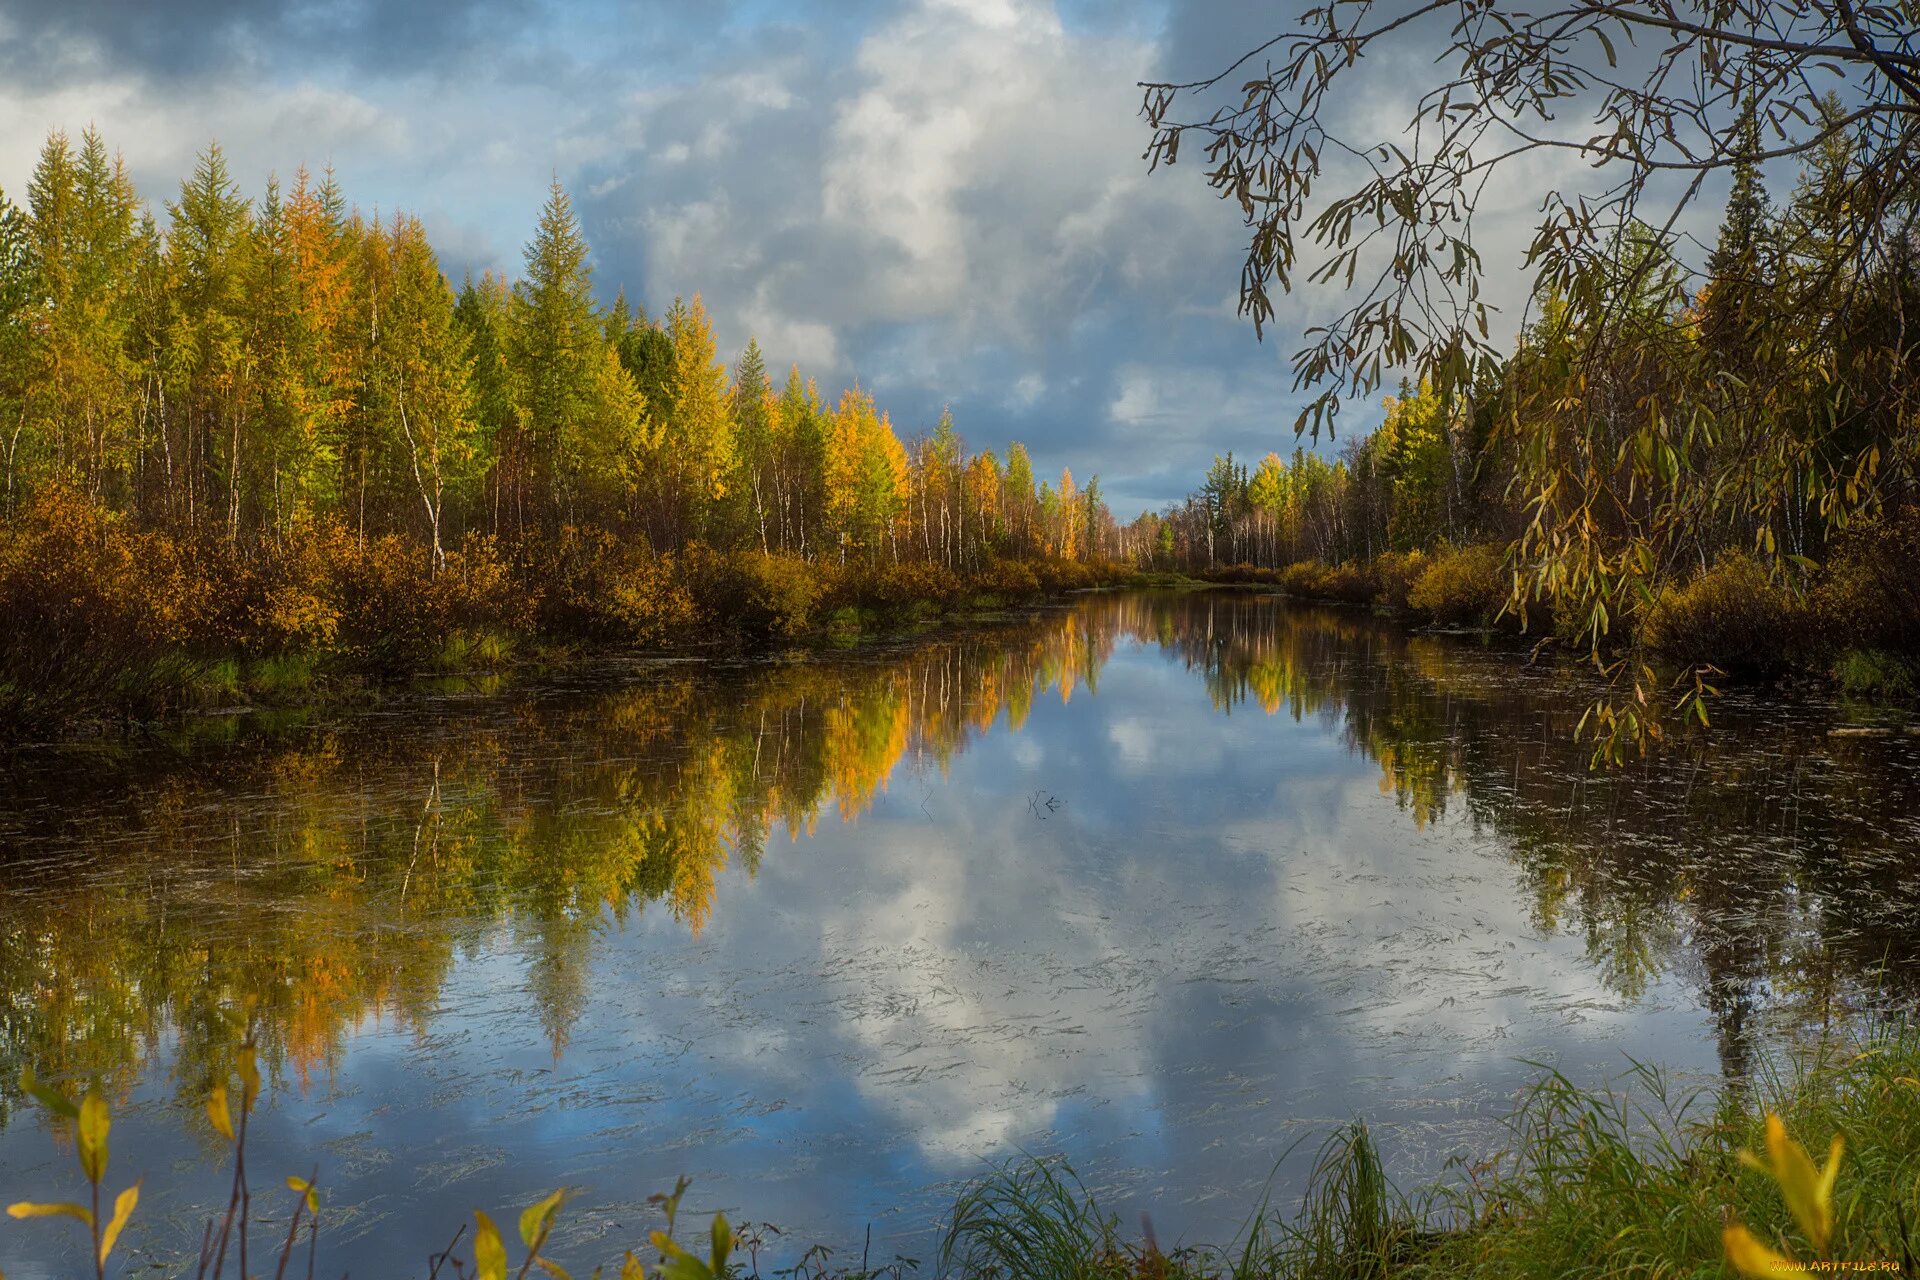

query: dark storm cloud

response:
[0,0,548,85]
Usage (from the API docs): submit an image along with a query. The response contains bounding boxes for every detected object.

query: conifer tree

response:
[1003,441,1036,556]
[0,185,37,514]
[657,295,736,543]
[730,338,775,552]
[164,142,253,537]
[455,271,521,534]
[773,365,827,555]
[508,177,599,528]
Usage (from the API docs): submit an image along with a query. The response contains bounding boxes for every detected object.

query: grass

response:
[929,1029,1920,1279]
[13,1027,1920,1278]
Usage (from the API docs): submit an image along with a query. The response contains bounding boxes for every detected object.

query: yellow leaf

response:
[237,1046,262,1113]
[619,1251,645,1280]
[519,1188,566,1248]
[474,1210,508,1280]
[207,1086,235,1142]
[286,1176,318,1214]
[1722,1224,1804,1277]
[6,1202,93,1226]
[1740,1113,1842,1252]
[535,1259,573,1280]
[708,1212,732,1272]
[98,1183,140,1266]
[78,1089,110,1183]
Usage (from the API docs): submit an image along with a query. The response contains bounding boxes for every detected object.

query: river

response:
[1,590,1914,1276]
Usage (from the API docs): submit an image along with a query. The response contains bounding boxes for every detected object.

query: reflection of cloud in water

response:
[3,593,1917,1276]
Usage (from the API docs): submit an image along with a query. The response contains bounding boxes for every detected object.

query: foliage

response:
[1406,545,1508,629]
[1138,5,1920,752]
[1640,552,1805,679]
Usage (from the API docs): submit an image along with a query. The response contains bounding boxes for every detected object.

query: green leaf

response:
[77,1089,110,1184]
[474,1211,508,1280]
[7,1202,93,1226]
[99,1183,140,1266]
[20,1069,78,1120]
[708,1213,732,1272]
[519,1188,566,1248]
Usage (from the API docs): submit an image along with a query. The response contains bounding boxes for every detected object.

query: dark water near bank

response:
[3,591,1918,1276]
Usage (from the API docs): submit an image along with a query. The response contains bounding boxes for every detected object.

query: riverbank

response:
[927,1028,1920,1278]
[0,490,1143,734]
[1192,533,1920,707]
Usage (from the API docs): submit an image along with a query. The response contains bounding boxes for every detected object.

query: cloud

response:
[0,0,541,87]
[1,0,1622,518]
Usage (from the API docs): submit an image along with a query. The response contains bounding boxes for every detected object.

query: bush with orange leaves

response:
[0,487,210,724]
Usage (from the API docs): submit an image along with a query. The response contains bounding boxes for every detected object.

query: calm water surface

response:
[3,591,1917,1276]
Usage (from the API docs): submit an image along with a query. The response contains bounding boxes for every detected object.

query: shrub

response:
[1807,504,1920,662]
[0,487,178,724]
[977,558,1041,602]
[1279,559,1376,604]
[1640,551,1804,677]
[1408,543,1510,627]
[1372,550,1428,609]
[682,546,821,642]
[523,527,695,646]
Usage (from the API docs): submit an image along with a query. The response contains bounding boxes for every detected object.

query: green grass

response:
[927,1028,1920,1279]
[1835,649,1918,700]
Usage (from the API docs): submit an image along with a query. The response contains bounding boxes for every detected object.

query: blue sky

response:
[0,0,1568,515]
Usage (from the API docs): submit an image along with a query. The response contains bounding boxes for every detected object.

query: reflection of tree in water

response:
[1135,590,1920,1080]
[0,610,1121,1106]
[3,592,1916,1109]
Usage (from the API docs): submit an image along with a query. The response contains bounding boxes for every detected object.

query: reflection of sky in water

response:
[0,598,1896,1277]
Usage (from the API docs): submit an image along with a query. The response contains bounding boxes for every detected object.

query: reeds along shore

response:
[9,1028,1918,1278]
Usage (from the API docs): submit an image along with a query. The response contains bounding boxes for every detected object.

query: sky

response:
[0,0,1593,516]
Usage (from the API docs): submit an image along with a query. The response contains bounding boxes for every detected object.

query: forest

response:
[1135,96,1920,727]
[0,129,1126,728]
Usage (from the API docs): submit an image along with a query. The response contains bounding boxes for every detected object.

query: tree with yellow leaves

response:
[661,295,736,543]
[824,384,909,562]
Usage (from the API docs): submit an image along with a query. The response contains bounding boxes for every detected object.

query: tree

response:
[508,177,599,529]
[22,129,142,504]
[375,214,481,569]
[771,365,827,555]
[1003,442,1036,556]
[0,184,37,514]
[730,337,774,551]
[454,271,520,534]
[659,296,736,543]
[163,142,253,538]
[1141,2,1920,753]
[824,384,908,560]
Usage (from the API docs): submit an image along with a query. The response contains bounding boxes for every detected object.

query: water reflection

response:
[1,591,1916,1273]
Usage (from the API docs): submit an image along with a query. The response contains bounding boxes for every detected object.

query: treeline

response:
[1134,98,1920,697]
[0,128,1118,562]
[0,129,1131,724]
